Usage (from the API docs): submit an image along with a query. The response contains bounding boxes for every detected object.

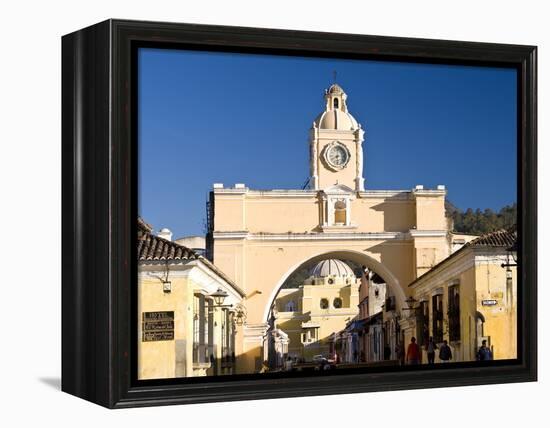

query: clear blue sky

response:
[138,48,517,238]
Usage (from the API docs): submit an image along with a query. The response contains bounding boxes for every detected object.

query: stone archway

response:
[262,249,406,324]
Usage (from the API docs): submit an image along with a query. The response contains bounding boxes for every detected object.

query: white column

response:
[328,197,335,226]
[355,128,365,191]
[310,126,319,190]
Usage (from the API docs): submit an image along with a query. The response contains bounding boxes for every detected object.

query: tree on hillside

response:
[447,202,517,235]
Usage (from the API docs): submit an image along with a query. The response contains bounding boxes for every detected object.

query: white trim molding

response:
[408,229,448,238]
[212,231,410,241]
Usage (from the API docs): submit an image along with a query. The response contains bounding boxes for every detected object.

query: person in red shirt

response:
[406,337,421,365]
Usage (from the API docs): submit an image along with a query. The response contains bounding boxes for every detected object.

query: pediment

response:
[322,184,354,195]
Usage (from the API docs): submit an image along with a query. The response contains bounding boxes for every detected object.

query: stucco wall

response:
[213,191,422,234]
[410,248,517,363]
[137,274,192,380]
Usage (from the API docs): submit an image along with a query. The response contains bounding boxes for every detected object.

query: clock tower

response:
[309,84,365,191]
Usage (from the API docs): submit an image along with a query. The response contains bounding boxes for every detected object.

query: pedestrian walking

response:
[426,337,437,364]
[284,355,293,371]
[396,343,404,365]
[439,340,452,363]
[476,340,493,361]
[406,337,421,365]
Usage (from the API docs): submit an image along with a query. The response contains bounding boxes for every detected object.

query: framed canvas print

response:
[61,19,537,408]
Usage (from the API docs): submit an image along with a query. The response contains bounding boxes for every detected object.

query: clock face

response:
[324,142,350,170]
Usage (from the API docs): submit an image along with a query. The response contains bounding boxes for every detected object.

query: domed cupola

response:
[313,84,359,131]
[310,259,355,278]
[308,84,365,192]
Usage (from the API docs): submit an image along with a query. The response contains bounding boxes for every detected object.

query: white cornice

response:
[413,189,447,197]
[212,188,447,201]
[408,230,448,238]
[213,188,248,195]
[357,190,412,199]
[246,190,317,198]
[213,231,410,241]
[212,231,248,239]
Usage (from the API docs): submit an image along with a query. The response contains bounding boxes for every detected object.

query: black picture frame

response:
[61,19,537,408]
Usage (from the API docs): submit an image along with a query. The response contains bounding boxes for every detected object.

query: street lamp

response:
[233,304,247,326]
[402,296,419,320]
[209,288,246,325]
[210,288,229,306]
[405,296,418,310]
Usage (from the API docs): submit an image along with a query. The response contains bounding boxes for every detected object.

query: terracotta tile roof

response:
[409,227,517,288]
[137,219,245,297]
[137,218,199,261]
[464,227,517,249]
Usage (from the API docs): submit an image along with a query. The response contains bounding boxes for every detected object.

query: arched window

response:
[333,98,339,109]
[320,298,329,309]
[333,297,343,309]
[334,200,346,224]
[285,300,296,312]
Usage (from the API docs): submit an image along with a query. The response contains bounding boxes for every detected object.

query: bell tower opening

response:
[334,200,347,224]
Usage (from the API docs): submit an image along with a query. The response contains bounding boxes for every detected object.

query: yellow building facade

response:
[207,84,461,373]
[272,259,360,364]
[137,219,245,380]
[408,229,517,362]
[139,84,517,376]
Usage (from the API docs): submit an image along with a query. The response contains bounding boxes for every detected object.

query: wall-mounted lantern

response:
[210,288,229,306]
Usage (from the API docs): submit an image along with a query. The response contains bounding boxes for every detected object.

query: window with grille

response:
[221,309,227,360]
[418,301,430,346]
[206,299,214,363]
[432,294,443,343]
[193,294,205,364]
[448,285,461,342]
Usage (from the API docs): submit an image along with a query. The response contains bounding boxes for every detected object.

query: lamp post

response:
[208,288,236,375]
[209,288,246,322]
[210,288,230,306]
[211,286,246,331]
[403,296,419,317]
[501,241,518,307]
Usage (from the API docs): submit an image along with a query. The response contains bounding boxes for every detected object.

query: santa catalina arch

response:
[207,84,451,373]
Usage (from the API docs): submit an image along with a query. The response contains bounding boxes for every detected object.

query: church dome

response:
[328,83,345,94]
[314,109,358,130]
[313,84,360,130]
[310,259,355,278]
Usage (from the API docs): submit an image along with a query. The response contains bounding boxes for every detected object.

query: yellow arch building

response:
[207,84,460,373]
